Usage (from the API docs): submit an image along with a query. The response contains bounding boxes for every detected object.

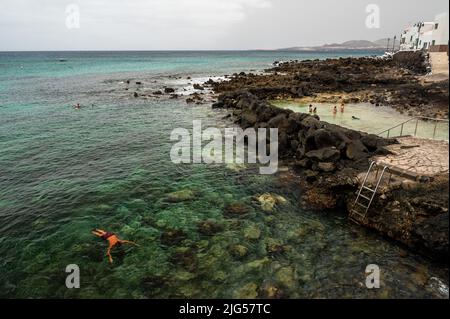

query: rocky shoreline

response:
[203,53,449,263]
[208,51,449,119]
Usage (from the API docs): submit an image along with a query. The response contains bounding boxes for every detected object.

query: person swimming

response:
[74,103,80,109]
[92,229,139,263]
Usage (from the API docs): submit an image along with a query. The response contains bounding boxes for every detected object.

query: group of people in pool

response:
[308,102,345,115]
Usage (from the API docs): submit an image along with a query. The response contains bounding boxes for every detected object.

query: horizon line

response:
[0,48,387,53]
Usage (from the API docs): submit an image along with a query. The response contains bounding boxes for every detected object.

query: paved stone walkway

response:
[373,136,449,179]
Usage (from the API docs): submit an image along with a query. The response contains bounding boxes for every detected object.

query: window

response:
[435,23,439,29]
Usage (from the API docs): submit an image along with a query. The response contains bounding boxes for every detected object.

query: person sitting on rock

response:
[92,229,139,263]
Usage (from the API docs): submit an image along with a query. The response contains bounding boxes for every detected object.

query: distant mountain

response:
[373,38,401,50]
[278,39,390,52]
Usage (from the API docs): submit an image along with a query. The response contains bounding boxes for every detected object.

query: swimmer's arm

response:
[92,229,106,237]
[92,230,103,237]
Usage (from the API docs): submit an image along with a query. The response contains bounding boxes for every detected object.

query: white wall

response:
[418,23,435,49]
[431,12,449,46]
[401,25,419,50]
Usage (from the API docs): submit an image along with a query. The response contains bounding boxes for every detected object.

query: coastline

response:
[197,52,449,263]
[1,50,448,298]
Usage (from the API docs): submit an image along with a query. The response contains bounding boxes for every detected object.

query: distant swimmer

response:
[73,103,81,109]
[352,116,360,120]
[309,104,313,113]
[92,229,139,263]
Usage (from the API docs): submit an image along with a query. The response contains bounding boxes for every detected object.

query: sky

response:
[0,0,448,50]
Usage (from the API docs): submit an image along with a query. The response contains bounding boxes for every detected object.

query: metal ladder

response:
[350,161,392,223]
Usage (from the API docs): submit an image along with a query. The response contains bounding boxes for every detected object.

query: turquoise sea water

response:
[0,51,447,298]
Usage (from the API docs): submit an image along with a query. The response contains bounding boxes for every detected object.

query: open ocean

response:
[0,51,447,298]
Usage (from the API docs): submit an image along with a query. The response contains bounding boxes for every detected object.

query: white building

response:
[399,13,449,52]
[430,12,449,52]
[400,25,417,50]
[400,22,434,51]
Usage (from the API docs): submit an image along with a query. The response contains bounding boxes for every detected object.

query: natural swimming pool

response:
[272,101,449,141]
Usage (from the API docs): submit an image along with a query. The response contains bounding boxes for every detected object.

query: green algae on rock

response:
[165,189,196,203]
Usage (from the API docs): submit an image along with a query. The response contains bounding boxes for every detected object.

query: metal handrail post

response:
[433,122,438,139]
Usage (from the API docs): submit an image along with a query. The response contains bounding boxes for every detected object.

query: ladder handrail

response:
[378,116,449,139]
[354,161,377,206]
[352,161,393,220]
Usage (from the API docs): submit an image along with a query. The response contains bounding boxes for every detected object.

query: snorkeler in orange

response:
[92,229,139,263]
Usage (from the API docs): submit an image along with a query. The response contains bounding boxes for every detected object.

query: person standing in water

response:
[340,102,345,113]
[309,104,313,113]
[313,106,317,114]
[333,105,337,114]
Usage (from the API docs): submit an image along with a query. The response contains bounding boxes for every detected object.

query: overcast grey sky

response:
[0,0,448,50]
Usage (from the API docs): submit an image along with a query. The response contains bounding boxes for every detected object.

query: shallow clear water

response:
[273,101,449,141]
[0,51,448,298]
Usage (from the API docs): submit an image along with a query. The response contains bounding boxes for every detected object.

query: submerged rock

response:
[197,219,224,236]
[244,224,261,240]
[411,213,449,261]
[173,271,196,282]
[233,283,258,299]
[244,257,270,271]
[165,189,196,203]
[256,193,287,212]
[170,247,198,272]
[224,202,251,217]
[260,281,285,299]
[426,277,449,299]
[161,229,186,245]
[266,238,286,255]
[230,244,249,259]
[275,266,297,290]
